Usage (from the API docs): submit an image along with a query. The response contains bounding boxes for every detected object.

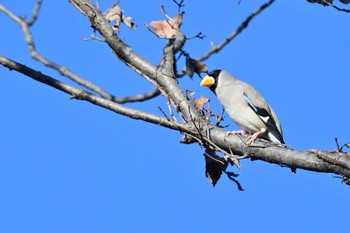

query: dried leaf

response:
[122,16,136,29]
[149,20,175,38]
[171,14,183,28]
[225,171,244,191]
[345,142,350,148]
[204,148,228,187]
[186,90,195,97]
[185,57,195,78]
[104,3,121,30]
[193,95,209,111]
[185,56,208,78]
[104,3,136,31]
[228,156,241,168]
[148,13,183,38]
[192,59,208,74]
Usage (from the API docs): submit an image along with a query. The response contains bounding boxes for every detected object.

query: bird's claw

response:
[246,129,266,145]
[228,130,248,137]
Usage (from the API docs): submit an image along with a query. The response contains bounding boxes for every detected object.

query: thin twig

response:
[186,32,206,40]
[173,0,185,10]
[204,151,226,166]
[198,0,276,62]
[82,33,106,42]
[27,0,42,26]
[112,87,160,104]
[176,0,276,78]
[0,3,115,100]
[167,101,178,121]
[186,104,244,159]
[96,0,100,10]
[0,55,184,131]
[158,106,171,121]
[311,0,350,13]
[160,5,173,21]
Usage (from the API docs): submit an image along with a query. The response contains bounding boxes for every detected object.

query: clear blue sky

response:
[1,0,350,232]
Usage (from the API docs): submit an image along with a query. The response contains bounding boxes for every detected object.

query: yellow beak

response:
[200,76,215,87]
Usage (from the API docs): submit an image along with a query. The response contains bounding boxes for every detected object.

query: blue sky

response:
[1,0,350,232]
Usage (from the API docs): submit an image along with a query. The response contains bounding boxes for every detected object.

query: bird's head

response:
[200,69,222,93]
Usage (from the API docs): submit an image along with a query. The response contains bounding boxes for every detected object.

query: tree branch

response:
[27,0,42,26]
[0,3,115,100]
[0,55,180,131]
[198,0,276,62]
[69,0,203,123]
[2,50,350,182]
[112,87,160,104]
[203,127,350,177]
[177,0,276,78]
[2,1,350,186]
[68,0,157,79]
[307,0,350,13]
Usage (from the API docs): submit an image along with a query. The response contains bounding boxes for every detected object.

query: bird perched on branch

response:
[200,69,284,145]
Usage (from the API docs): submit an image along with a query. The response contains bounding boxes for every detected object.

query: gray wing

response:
[242,90,284,143]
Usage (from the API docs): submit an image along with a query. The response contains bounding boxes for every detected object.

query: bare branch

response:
[69,0,157,79]
[307,0,350,13]
[324,0,350,12]
[0,3,114,100]
[69,0,200,122]
[27,0,42,26]
[112,87,160,104]
[160,5,173,21]
[186,32,205,40]
[176,0,275,78]
[2,0,350,187]
[198,0,276,62]
[3,52,350,180]
[173,0,185,10]
[311,149,350,170]
[0,4,21,24]
[66,0,350,180]
[0,56,178,130]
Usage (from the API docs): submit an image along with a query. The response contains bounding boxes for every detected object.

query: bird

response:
[200,69,284,145]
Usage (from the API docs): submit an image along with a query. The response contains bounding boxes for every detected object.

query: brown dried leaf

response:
[104,3,122,30]
[186,90,195,97]
[105,4,121,22]
[148,13,183,38]
[204,148,228,187]
[192,59,208,74]
[185,57,195,78]
[104,3,136,31]
[185,56,208,78]
[193,95,209,111]
[122,16,136,29]
[149,20,175,38]
[171,14,183,28]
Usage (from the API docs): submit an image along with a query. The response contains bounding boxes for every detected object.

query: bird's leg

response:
[228,130,248,137]
[247,128,266,145]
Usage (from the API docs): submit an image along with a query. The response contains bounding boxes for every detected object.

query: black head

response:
[206,69,222,93]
